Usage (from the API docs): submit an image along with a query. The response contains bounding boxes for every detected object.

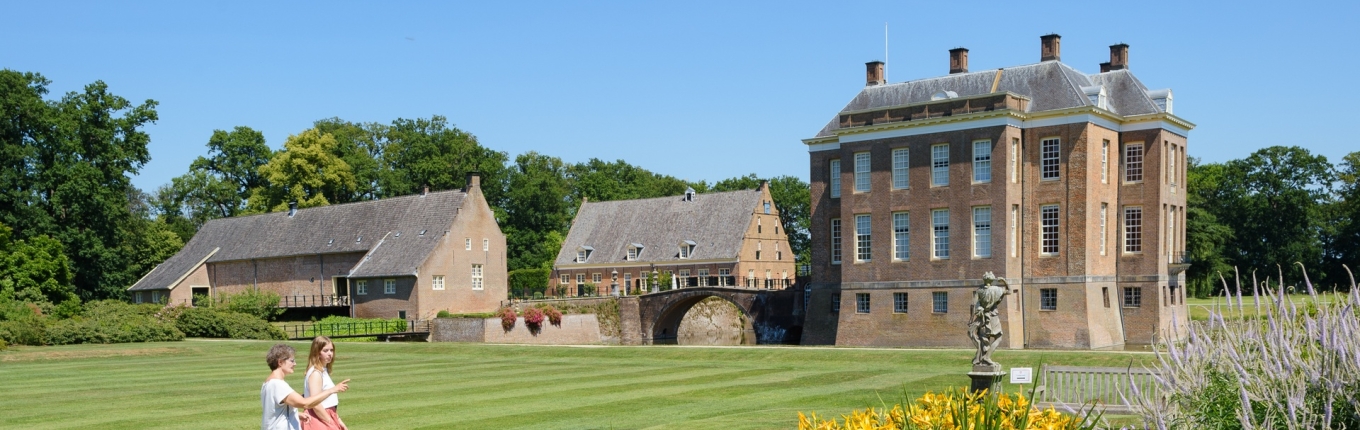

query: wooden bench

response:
[1033,365,1159,415]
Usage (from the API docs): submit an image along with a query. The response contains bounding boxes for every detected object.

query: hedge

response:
[44,301,184,345]
[509,268,550,299]
[176,307,286,340]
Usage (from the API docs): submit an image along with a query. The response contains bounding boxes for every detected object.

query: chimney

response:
[288,201,297,218]
[1099,62,1112,73]
[865,61,885,86]
[1109,44,1129,70]
[949,48,969,74]
[421,184,428,196]
[465,171,481,192]
[1041,34,1061,62]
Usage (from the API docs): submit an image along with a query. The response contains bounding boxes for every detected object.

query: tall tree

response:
[1327,151,1360,288]
[712,174,812,266]
[1217,146,1335,286]
[190,126,273,208]
[313,118,384,203]
[567,158,692,204]
[1185,158,1234,297]
[247,128,356,212]
[503,152,573,270]
[380,116,508,205]
[0,222,77,307]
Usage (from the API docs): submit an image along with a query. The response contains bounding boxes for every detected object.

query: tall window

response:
[764,201,771,214]
[1124,206,1143,253]
[592,273,602,284]
[1123,287,1142,307]
[932,291,948,313]
[831,295,840,313]
[1124,143,1144,182]
[1100,203,1109,256]
[560,274,569,285]
[1041,288,1058,310]
[432,275,445,291]
[471,264,484,290]
[932,209,950,259]
[465,238,471,250]
[854,152,871,192]
[1010,138,1019,183]
[855,214,872,262]
[830,218,842,264]
[1169,144,1178,189]
[973,140,992,183]
[1041,204,1059,255]
[1101,140,1110,183]
[892,148,909,189]
[973,206,991,258]
[756,242,762,260]
[356,280,367,295]
[893,212,909,261]
[1041,138,1060,180]
[1010,205,1019,258]
[384,279,396,294]
[1168,206,1177,259]
[932,144,950,186]
[829,159,842,198]
[856,293,870,313]
[893,292,908,313]
[483,238,489,251]
[577,274,585,285]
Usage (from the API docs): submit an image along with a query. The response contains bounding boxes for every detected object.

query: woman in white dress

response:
[304,336,348,430]
[262,344,350,430]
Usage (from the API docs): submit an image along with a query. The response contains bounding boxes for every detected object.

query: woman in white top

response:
[304,336,348,430]
[262,343,350,430]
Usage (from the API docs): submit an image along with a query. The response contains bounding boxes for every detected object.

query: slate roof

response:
[815,61,1167,137]
[554,189,763,266]
[129,190,466,291]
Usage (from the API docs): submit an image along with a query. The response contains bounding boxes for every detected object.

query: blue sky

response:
[4,0,1357,193]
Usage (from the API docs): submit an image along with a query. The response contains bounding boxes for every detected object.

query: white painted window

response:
[892,148,909,189]
[854,152,871,193]
[1010,138,1019,183]
[855,214,872,262]
[931,144,949,186]
[624,273,632,287]
[973,206,991,258]
[1170,144,1178,190]
[892,212,909,261]
[1125,206,1143,253]
[1124,143,1144,183]
[1168,206,1177,261]
[151,291,161,303]
[432,275,445,291]
[697,269,708,286]
[756,242,762,260]
[972,140,991,183]
[1041,138,1060,180]
[1041,204,1060,255]
[1101,140,1110,184]
[829,159,841,198]
[471,264,483,290]
[384,279,396,294]
[830,218,842,265]
[465,238,471,250]
[483,238,489,251]
[576,274,585,285]
[560,274,569,285]
[1100,203,1109,256]
[932,209,950,259]
[764,201,771,214]
[356,280,367,295]
[1010,205,1019,258]
[592,273,602,284]
[135,292,144,303]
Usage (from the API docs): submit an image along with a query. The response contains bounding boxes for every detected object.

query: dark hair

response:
[266,344,295,370]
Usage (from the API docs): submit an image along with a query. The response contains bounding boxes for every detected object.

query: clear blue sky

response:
[4,0,1357,193]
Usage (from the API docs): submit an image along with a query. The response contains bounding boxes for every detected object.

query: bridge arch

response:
[650,292,756,345]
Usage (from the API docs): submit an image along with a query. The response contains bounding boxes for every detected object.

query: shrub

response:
[509,268,551,299]
[45,300,184,345]
[798,388,1099,430]
[523,307,545,330]
[176,307,285,340]
[437,310,451,318]
[542,305,563,326]
[215,290,284,321]
[1131,266,1360,429]
[0,301,48,346]
[498,307,516,330]
[0,338,7,351]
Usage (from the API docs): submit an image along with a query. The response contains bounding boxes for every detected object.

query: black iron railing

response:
[279,319,427,340]
[1171,252,1191,265]
[277,295,350,308]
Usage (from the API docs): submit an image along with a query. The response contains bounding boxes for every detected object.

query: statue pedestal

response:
[967,365,1006,394]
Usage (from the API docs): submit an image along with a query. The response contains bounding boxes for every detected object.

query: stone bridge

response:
[618,287,803,345]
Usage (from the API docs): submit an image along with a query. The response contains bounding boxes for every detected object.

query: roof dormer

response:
[626,243,644,261]
[1147,89,1173,114]
[678,240,696,259]
[576,245,594,263]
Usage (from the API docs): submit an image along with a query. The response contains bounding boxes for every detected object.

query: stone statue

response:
[968,272,1010,371]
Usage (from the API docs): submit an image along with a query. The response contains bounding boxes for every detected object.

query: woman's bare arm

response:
[282,379,349,410]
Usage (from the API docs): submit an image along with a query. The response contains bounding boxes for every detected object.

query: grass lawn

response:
[0,340,1154,429]
[1184,293,1346,321]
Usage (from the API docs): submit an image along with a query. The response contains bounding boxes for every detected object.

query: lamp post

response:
[651,269,660,293]
[611,269,619,297]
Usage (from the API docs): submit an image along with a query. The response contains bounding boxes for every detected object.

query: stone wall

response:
[430,314,604,345]
[676,297,748,345]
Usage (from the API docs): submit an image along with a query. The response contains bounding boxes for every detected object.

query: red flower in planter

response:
[523,307,545,330]
[498,307,517,330]
[543,305,563,326]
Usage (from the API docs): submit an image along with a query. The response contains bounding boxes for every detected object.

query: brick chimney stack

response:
[1109,44,1129,70]
[465,171,481,192]
[865,61,885,86]
[949,48,969,74]
[1100,62,1112,73]
[1041,34,1061,62]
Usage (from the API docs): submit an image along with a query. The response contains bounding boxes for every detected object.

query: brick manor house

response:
[801,35,1192,349]
[552,184,796,296]
[128,174,507,320]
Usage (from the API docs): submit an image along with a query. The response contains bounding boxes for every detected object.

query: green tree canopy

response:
[247,128,357,212]
[380,116,509,205]
[1215,146,1336,286]
[0,222,77,307]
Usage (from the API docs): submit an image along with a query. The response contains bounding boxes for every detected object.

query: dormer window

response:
[1148,89,1173,114]
[627,243,644,261]
[679,240,696,259]
[576,246,594,262]
[764,201,771,214]
[1082,85,1108,110]
[684,187,695,202]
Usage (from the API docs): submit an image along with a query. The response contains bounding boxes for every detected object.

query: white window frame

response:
[1124,143,1144,183]
[356,280,367,295]
[432,275,445,291]
[1010,205,1019,258]
[1100,203,1109,256]
[1101,140,1110,184]
[560,274,569,285]
[931,144,949,186]
[592,273,602,284]
[1124,206,1143,253]
[892,212,909,261]
[973,206,992,258]
[1041,204,1060,256]
[384,279,396,295]
[483,238,489,251]
[465,238,471,250]
[853,152,871,193]
[855,214,872,262]
[1041,137,1060,180]
[577,274,586,285]
[972,140,992,183]
[471,264,483,290]
[829,159,841,198]
[830,218,842,265]
[1170,144,1178,190]
[932,209,950,259]
[1010,138,1019,183]
[891,148,909,189]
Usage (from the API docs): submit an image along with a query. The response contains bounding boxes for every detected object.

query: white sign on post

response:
[1010,367,1033,384]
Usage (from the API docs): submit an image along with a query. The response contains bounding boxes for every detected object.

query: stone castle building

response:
[552,184,795,296]
[801,35,1192,349]
[128,174,507,320]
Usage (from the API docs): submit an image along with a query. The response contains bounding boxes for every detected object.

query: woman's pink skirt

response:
[301,407,342,430]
